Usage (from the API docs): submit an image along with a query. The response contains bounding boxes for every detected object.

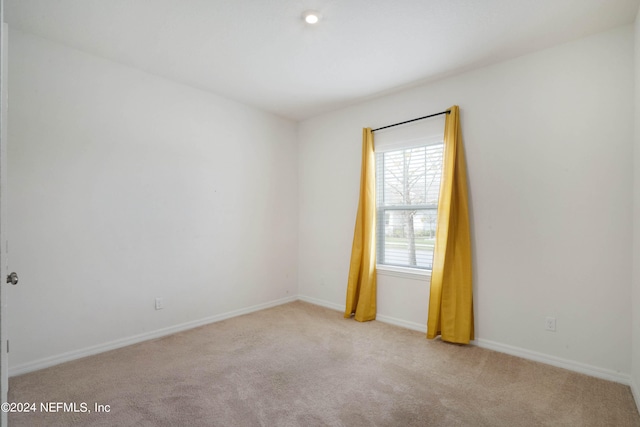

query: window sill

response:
[376,265,431,281]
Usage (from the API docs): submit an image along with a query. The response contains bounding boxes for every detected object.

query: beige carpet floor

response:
[7,301,640,426]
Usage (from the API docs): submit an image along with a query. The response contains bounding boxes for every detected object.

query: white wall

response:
[6,19,637,392]
[632,9,640,407]
[7,29,298,372]
[299,26,634,379]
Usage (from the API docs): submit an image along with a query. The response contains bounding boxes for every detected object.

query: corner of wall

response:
[632,380,640,415]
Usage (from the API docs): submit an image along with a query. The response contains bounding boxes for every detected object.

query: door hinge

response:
[6,340,8,354]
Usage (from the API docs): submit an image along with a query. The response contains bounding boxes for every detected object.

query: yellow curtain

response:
[344,128,377,322]
[427,106,474,344]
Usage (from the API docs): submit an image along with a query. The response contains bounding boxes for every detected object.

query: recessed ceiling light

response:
[302,10,321,24]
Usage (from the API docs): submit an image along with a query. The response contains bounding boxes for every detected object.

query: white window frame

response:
[375,132,444,279]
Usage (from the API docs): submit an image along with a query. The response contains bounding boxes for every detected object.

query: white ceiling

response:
[5,0,640,120]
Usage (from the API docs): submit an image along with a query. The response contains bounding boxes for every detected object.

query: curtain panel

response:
[427,105,474,344]
[344,128,377,322]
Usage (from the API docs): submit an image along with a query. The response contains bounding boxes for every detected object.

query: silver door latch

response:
[6,272,18,285]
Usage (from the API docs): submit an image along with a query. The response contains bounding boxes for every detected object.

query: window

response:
[375,121,444,271]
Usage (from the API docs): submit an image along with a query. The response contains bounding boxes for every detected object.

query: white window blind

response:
[375,117,445,270]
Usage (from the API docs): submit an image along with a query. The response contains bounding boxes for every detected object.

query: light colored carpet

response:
[7,301,640,426]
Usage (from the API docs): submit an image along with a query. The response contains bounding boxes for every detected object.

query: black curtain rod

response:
[372,109,450,132]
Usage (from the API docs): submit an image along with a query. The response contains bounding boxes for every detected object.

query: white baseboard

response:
[299,294,428,332]
[474,338,631,385]
[9,296,297,377]
[297,295,345,312]
[375,314,426,333]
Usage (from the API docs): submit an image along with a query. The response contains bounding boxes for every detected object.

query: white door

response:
[0,1,9,424]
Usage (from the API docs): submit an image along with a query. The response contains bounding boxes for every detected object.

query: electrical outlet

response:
[545,316,556,332]
[155,297,164,310]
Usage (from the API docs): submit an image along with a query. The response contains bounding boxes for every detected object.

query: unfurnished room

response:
[0,0,639,426]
